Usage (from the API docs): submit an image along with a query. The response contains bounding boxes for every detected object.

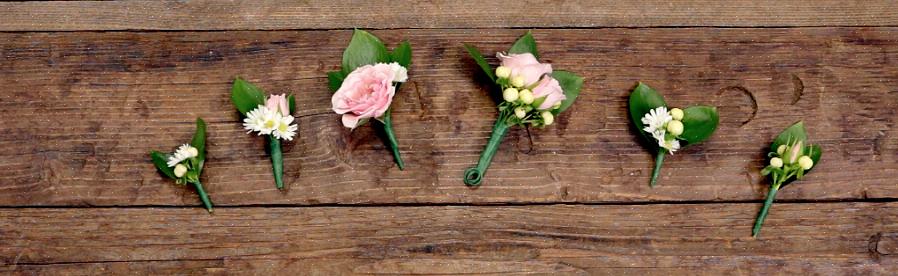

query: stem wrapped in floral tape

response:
[328,29,412,170]
[150,118,213,213]
[462,31,583,186]
[628,83,719,187]
[231,78,298,190]
[752,121,822,237]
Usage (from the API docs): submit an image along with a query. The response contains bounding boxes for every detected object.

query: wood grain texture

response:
[1,28,897,206]
[2,0,898,31]
[1,203,896,274]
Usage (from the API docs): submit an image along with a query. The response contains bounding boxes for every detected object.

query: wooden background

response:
[1,0,897,274]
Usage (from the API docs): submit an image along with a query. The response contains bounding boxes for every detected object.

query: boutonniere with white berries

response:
[462,31,583,186]
[752,121,822,237]
[629,83,719,187]
[150,118,213,213]
[328,29,411,170]
[231,78,298,190]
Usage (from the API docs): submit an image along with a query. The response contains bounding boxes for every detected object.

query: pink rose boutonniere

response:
[231,78,298,190]
[462,31,583,186]
[328,29,411,169]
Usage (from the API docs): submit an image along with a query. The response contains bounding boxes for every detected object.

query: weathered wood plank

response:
[1,0,898,31]
[1,28,897,206]
[1,203,896,274]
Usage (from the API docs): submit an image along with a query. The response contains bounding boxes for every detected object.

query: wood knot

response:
[714,85,758,128]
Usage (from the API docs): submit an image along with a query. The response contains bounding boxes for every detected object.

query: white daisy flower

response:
[167,144,198,167]
[641,106,672,134]
[243,105,278,135]
[272,115,299,141]
[659,136,681,154]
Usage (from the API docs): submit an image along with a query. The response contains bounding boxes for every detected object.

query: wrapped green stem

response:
[268,135,284,190]
[380,110,405,170]
[753,182,781,237]
[192,181,213,213]
[649,149,666,187]
[463,118,510,186]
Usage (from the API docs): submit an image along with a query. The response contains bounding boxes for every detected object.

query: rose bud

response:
[497,52,553,87]
[541,111,554,125]
[495,66,511,79]
[518,89,534,104]
[669,108,684,120]
[770,157,783,168]
[784,141,803,164]
[174,164,188,178]
[798,156,814,170]
[666,120,684,136]
[502,87,519,102]
[514,107,527,119]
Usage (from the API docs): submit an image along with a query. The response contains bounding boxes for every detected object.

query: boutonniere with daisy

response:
[150,118,213,213]
[462,31,583,186]
[328,29,411,169]
[231,78,298,190]
[752,121,822,237]
[629,82,719,187]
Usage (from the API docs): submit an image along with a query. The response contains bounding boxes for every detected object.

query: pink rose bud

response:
[266,94,290,116]
[785,141,803,164]
[332,63,398,128]
[496,52,552,87]
[531,76,566,110]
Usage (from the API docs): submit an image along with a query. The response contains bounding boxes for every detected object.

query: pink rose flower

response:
[332,63,398,128]
[497,52,552,87]
[531,76,566,110]
[266,94,290,115]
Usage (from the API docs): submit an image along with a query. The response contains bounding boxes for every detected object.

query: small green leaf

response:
[679,106,719,145]
[628,82,668,148]
[288,94,296,114]
[231,78,266,115]
[327,71,346,92]
[508,31,539,59]
[807,144,822,171]
[390,41,412,68]
[550,71,583,115]
[150,151,176,179]
[463,43,496,82]
[771,121,808,152]
[342,29,389,74]
[190,118,207,175]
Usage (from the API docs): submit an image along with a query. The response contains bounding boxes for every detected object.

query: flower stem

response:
[268,135,284,190]
[192,180,213,213]
[753,181,781,237]
[463,118,510,186]
[380,109,405,170]
[649,149,666,187]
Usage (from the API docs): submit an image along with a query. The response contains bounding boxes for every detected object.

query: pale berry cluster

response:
[494,53,565,127]
[641,106,685,154]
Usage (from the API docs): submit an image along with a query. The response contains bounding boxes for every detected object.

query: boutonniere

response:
[753,121,822,237]
[328,29,411,169]
[629,83,719,187]
[462,31,583,186]
[231,78,298,190]
[150,118,213,213]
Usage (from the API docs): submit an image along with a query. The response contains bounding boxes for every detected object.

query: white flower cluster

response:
[167,144,199,178]
[243,105,298,141]
[641,106,684,154]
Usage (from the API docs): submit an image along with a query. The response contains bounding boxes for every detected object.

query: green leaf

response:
[628,82,668,147]
[463,43,496,82]
[550,71,583,115]
[771,121,808,152]
[807,144,823,172]
[342,29,389,74]
[288,94,296,114]
[150,151,176,179]
[508,31,539,59]
[189,118,207,175]
[231,77,266,115]
[390,41,412,68]
[327,71,346,92]
[679,106,719,145]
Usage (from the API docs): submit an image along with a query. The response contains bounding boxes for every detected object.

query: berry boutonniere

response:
[753,121,822,237]
[231,78,298,190]
[462,31,583,186]
[150,118,213,213]
[328,29,411,170]
[629,83,719,187]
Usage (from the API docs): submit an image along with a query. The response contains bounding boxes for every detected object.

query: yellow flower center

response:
[264,119,276,129]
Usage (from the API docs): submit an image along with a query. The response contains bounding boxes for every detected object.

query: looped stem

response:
[463,118,510,186]
[192,180,214,213]
[268,135,284,190]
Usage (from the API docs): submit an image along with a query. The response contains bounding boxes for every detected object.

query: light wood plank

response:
[1,0,898,31]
